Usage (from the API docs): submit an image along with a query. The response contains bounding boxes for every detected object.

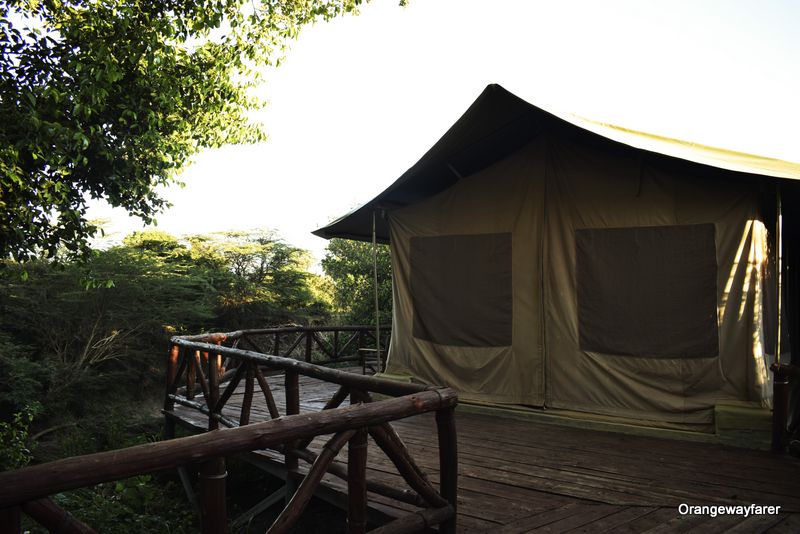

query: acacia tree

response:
[0,0,363,260]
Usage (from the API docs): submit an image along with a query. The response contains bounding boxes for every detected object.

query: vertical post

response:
[240,363,254,426]
[198,457,227,534]
[274,332,280,357]
[348,391,368,534]
[208,352,221,431]
[200,344,227,532]
[165,344,180,410]
[334,330,340,360]
[284,370,300,504]
[216,341,226,376]
[163,415,176,440]
[772,365,789,453]
[186,348,196,400]
[772,185,787,453]
[358,330,365,374]
[436,407,458,534]
[304,329,313,363]
[372,210,382,373]
[776,183,783,365]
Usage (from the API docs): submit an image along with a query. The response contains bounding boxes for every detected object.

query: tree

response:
[198,230,332,327]
[321,238,391,325]
[0,228,331,422]
[0,0,363,260]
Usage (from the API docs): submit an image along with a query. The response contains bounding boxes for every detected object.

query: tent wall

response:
[385,132,771,428]
[388,138,548,405]
[543,136,769,427]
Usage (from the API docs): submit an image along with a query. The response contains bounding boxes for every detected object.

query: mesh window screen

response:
[576,224,719,358]
[411,233,512,347]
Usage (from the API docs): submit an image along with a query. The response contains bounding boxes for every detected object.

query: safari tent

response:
[314,84,800,431]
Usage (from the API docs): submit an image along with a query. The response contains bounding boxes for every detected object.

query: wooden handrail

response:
[4,324,454,534]
[179,325,390,343]
[0,388,457,507]
[169,339,424,397]
[159,327,458,533]
[178,325,390,369]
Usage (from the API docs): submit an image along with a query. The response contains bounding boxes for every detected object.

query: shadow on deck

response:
[168,367,800,533]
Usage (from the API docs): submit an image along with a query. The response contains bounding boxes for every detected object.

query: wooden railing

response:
[0,389,456,534]
[184,324,391,368]
[0,327,456,534]
[161,332,456,533]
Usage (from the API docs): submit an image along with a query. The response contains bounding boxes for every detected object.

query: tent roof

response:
[313,84,800,243]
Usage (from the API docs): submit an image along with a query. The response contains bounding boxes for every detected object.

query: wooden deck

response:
[167,369,800,533]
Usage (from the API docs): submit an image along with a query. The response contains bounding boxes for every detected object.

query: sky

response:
[87,0,800,265]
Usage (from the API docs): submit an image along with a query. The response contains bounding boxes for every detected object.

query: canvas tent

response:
[315,84,800,431]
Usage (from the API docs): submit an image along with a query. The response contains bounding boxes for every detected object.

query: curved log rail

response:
[0,329,456,534]
[161,333,457,533]
[179,325,391,368]
[0,388,457,534]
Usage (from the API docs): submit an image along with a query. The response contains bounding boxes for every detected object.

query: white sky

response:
[88,0,800,265]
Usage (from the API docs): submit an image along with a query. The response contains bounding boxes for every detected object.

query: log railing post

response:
[164,344,180,410]
[436,407,458,534]
[186,348,196,400]
[358,330,365,374]
[198,457,227,534]
[274,332,280,357]
[208,352,221,431]
[284,370,300,504]
[240,363,254,426]
[304,329,313,363]
[216,341,226,377]
[333,330,339,360]
[348,391,368,534]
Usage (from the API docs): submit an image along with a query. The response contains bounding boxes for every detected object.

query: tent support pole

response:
[772,184,789,453]
[373,210,381,373]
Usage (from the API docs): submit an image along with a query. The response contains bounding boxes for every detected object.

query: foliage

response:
[0,333,46,418]
[321,238,391,325]
[0,230,387,528]
[0,403,38,470]
[49,475,197,534]
[0,0,364,260]
[208,230,332,328]
[0,229,330,426]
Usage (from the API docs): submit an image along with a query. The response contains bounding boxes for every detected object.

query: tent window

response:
[576,224,719,358]
[411,233,512,347]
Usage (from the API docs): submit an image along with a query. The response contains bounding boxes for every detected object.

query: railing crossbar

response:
[171,339,425,397]
[0,389,456,507]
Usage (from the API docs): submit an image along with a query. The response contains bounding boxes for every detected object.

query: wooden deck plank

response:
[529,504,620,532]
[452,414,791,477]
[566,506,659,533]
[449,416,796,489]
[391,427,800,509]
[611,508,682,533]
[764,513,800,533]
[491,503,584,534]
[720,513,787,533]
[640,512,718,533]
[683,513,754,533]
[167,368,800,532]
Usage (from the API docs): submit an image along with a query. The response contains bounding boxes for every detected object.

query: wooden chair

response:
[359,348,386,375]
